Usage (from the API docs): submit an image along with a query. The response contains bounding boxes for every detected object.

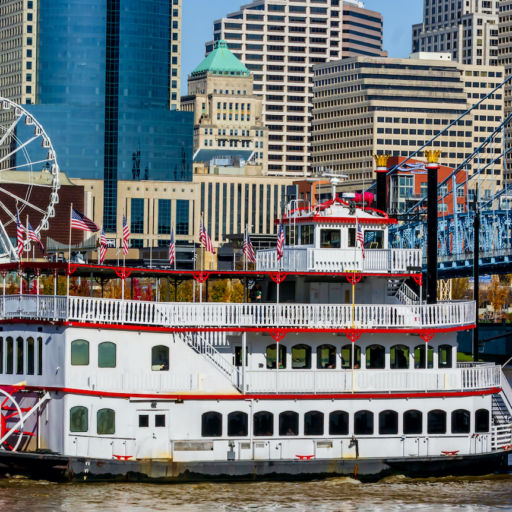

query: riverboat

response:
[0,196,510,482]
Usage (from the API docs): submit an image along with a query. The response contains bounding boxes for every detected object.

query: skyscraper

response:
[0,0,192,234]
[207,0,385,177]
[412,0,499,66]
[499,0,512,182]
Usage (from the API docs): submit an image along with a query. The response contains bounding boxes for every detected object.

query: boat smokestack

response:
[425,150,441,304]
[374,154,389,213]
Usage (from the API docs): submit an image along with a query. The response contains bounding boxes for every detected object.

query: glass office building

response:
[24,0,192,232]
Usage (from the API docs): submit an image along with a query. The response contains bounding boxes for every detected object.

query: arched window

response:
[279,411,298,436]
[266,343,286,369]
[451,409,470,434]
[97,408,115,435]
[202,412,222,437]
[317,344,336,369]
[71,339,89,366]
[98,342,116,368]
[438,345,453,369]
[404,410,423,435]
[414,344,433,369]
[390,345,409,369]
[427,410,446,434]
[228,411,248,437]
[292,344,311,369]
[305,411,324,436]
[151,345,169,371]
[254,411,273,436]
[354,410,374,435]
[379,410,398,435]
[5,337,13,374]
[329,411,349,435]
[341,344,361,369]
[366,344,385,369]
[70,406,88,433]
[26,337,34,375]
[16,337,23,374]
[475,409,490,433]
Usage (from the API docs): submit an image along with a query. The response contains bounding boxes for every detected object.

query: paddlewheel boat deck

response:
[0,198,510,482]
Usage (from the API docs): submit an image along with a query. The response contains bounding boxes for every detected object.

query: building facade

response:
[412,0,499,66]
[312,56,504,197]
[206,0,385,177]
[0,0,192,234]
[499,0,512,182]
[181,40,268,171]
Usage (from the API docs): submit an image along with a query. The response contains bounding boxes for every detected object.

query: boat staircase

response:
[491,372,512,453]
[388,280,419,305]
[181,332,242,391]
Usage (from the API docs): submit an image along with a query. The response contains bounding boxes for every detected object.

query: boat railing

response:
[256,247,422,273]
[244,365,501,394]
[0,295,475,331]
[491,422,512,451]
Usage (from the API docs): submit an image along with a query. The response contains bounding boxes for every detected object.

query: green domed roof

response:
[191,40,250,77]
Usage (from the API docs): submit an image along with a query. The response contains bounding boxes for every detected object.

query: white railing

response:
[245,365,501,393]
[491,422,512,450]
[0,295,475,331]
[395,282,420,305]
[256,248,422,273]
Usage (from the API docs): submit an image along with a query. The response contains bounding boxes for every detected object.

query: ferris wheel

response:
[0,97,60,260]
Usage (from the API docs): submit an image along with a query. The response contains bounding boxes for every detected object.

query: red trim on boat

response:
[277,217,397,226]
[17,385,501,401]
[0,319,476,335]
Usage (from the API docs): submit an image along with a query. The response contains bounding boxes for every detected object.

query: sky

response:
[181,0,424,94]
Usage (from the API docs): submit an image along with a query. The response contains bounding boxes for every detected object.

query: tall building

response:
[181,40,268,171]
[499,0,512,182]
[169,0,182,110]
[206,0,385,177]
[0,0,191,234]
[412,0,499,66]
[312,56,504,197]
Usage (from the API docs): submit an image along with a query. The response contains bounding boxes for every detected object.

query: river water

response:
[1,474,512,511]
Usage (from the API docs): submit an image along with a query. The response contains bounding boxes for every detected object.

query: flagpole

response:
[200,212,204,303]
[25,214,29,263]
[67,203,72,300]
[244,224,247,272]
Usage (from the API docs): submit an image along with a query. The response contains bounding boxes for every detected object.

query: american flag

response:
[357,224,365,259]
[99,227,108,264]
[27,221,44,253]
[199,216,215,254]
[276,224,285,261]
[243,230,256,263]
[71,208,99,232]
[122,215,130,256]
[169,228,176,267]
[16,209,24,258]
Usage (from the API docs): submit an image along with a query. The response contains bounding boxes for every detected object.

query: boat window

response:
[305,411,324,436]
[438,345,453,368]
[451,409,470,434]
[151,345,169,371]
[300,225,314,245]
[155,415,166,428]
[379,410,398,435]
[403,410,423,435]
[202,412,222,437]
[354,410,374,435]
[320,229,341,248]
[98,342,116,368]
[364,230,384,249]
[70,406,88,433]
[266,343,286,369]
[97,408,115,435]
[234,346,247,367]
[390,345,409,369]
[16,337,23,374]
[366,344,385,369]
[348,227,356,247]
[6,337,13,374]
[292,344,311,369]
[71,339,89,366]
[279,411,299,436]
[139,415,149,427]
[285,225,298,246]
[329,411,349,435]
[228,411,248,437]
[37,337,43,375]
[475,409,490,433]
[27,337,34,375]
[341,344,361,369]
[427,410,446,434]
[317,344,336,369]
[0,337,3,373]
[254,411,274,436]
[414,344,433,369]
